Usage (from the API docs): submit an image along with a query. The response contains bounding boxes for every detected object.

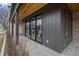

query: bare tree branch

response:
[0,4,11,30]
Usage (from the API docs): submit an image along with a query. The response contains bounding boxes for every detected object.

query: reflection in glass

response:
[31,20,35,40]
[26,22,30,38]
[36,16,42,43]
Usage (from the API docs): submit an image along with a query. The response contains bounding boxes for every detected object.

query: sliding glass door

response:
[36,15,42,43]
[31,18,36,40]
[25,14,42,44]
[26,22,30,38]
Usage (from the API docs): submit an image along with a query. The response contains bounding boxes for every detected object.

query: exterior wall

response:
[10,4,73,53]
[10,21,25,38]
[19,23,24,35]
[13,23,16,37]
[73,12,79,43]
[12,22,25,37]
[21,4,72,53]
[61,6,73,50]
[42,5,62,52]
[42,4,73,53]
[22,23,26,35]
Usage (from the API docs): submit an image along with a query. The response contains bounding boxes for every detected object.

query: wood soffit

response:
[67,3,79,12]
[12,3,79,23]
[19,3,47,22]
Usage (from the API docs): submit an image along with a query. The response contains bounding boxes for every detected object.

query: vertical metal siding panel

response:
[60,9,65,50]
[48,11,56,50]
[55,10,62,52]
[42,13,49,47]
[42,4,68,52]
[42,8,62,52]
[60,5,72,51]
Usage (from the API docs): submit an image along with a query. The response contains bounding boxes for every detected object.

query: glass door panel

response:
[26,22,30,38]
[31,19,35,40]
[36,15,42,43]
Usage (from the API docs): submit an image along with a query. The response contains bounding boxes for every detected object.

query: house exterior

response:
[9,3,75,53]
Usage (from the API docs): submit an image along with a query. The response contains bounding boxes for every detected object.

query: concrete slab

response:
[19,35,79,56]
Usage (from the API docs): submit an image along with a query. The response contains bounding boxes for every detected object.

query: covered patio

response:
[1,3,79,56]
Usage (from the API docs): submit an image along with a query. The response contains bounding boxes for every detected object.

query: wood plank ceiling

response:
[18,3,79,22]
[19,3,47,22]
[67,3,79,12]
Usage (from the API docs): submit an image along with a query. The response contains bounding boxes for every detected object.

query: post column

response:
[15,11,19,45]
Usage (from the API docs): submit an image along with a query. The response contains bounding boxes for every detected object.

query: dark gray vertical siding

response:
[42,13,49,47]
[54,10,62,52]
[61,8,67,49]
[42,6,62,52]
[48,11,56,50]
[24,4,72,53]
[61,6,73,50]
[60,7,65,50]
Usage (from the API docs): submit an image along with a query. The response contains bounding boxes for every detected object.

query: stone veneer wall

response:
[73,12,79,43]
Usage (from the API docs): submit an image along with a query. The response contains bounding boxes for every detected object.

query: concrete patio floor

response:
[19,35,79,56]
